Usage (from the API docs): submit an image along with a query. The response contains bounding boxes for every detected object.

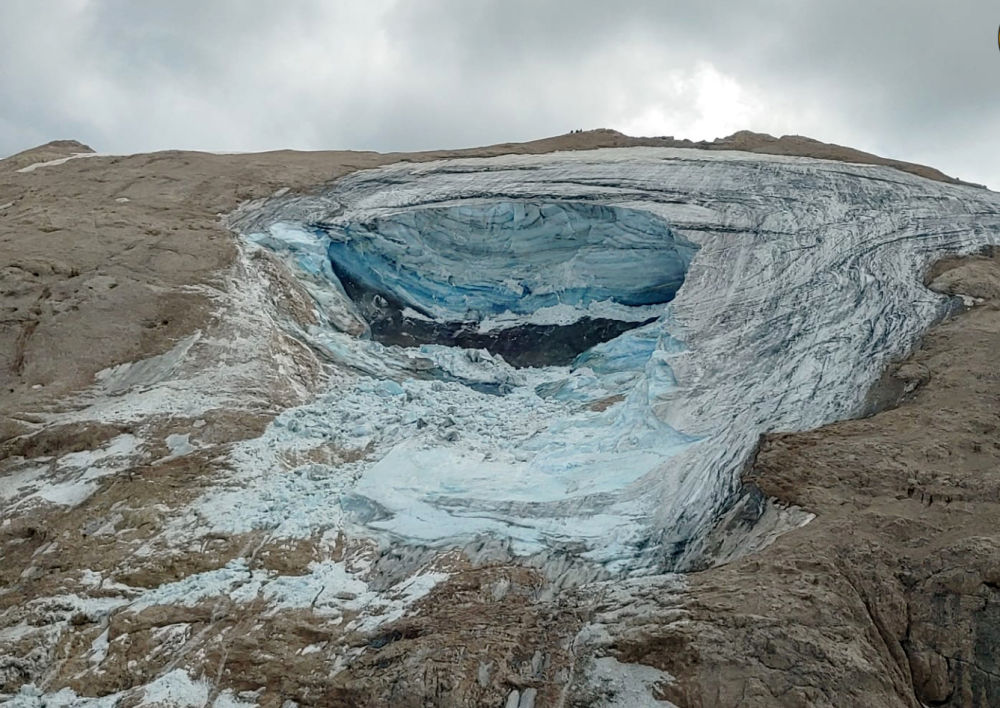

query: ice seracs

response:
[225,146,1000,573]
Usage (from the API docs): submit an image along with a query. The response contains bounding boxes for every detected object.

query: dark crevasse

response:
[329,263,658,367]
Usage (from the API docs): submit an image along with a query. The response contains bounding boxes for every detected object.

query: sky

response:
[1,0,998,188]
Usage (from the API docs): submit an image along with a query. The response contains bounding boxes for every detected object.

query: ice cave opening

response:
[315,201,697,367]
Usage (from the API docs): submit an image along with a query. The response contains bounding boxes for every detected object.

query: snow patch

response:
[123,557,446,632]
[34,480,98,507]
[165,433,196,458]
[213,689,260,707]
[5,685,120,708]
[89,628,109,666]
[16,152,102,173]
[4,676,255,708]
[94,334,200,395]
[142,669,210,707]
[2,434,140,510]
[586,656,677,707]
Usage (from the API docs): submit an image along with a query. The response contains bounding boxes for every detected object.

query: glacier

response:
[223,147,1000,574]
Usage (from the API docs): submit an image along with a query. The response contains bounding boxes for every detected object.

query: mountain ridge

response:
[6,128,982,188]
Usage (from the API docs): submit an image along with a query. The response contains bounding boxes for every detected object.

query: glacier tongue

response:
[224,147,1000,573]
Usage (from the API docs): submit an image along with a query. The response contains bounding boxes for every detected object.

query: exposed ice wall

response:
[324,201,695,322]
[227,147,1000,572]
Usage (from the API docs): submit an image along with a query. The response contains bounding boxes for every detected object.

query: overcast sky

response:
[2,1,998,188]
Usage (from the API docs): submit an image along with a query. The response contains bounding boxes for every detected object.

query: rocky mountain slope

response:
[2,131,999,707]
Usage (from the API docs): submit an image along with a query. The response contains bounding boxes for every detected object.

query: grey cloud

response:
[1,0,997,187]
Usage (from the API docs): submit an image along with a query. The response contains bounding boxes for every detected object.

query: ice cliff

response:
[224,147,1000,574]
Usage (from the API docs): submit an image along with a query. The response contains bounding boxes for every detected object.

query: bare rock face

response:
[1,132,1000,707]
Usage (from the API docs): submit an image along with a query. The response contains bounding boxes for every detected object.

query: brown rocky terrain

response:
[1,131,998,706]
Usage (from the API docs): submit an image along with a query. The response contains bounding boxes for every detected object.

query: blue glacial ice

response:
[321,201,696,323]
[220,147,1000,573]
